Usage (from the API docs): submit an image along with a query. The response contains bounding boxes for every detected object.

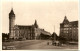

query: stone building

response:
[60,16,78,41]
[9,8,51,40]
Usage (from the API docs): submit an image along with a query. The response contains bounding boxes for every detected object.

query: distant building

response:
[2,33,9,42]
[60,16,78,41]
[9,8,51,40]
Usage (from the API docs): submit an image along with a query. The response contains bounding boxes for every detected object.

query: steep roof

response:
[63,16,69,24]
[9,8,15,15]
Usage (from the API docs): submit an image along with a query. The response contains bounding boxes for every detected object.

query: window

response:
[64,31,68,33]
[74,28,75,29]
[64,25,69,27]
[66,28,68,30]
[64,28,65,30]
[69,28,71,30]
[64,31,66,33]
[74,31,76,33]
[66,31,68,33]
[61,28,63,30]
[64,28,68,30]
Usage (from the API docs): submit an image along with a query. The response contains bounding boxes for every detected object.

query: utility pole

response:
[54,25,56,41]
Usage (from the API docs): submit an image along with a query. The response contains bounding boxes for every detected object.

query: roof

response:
[40,29,51,36]
[15,25,33,29]
[9,8,15,15]
[69,21,78,27]
[60,21,78,27]
[69,21,78,24]
[63,16,69,24]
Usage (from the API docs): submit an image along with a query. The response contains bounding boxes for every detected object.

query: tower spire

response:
[65,16,67,20]
[34,20,38,28]
[63,16,69,23]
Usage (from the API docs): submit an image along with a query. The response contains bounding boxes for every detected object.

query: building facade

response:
[60,16,78,41]
[9,9,51,40]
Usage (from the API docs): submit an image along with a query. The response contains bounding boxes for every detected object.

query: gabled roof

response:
[63,16,69,24]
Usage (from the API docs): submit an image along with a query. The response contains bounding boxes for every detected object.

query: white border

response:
[1,0,79,51]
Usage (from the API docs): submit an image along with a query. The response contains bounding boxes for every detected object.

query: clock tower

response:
[9,8,15,40]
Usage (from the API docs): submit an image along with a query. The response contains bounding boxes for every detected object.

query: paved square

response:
[2,40,78,50]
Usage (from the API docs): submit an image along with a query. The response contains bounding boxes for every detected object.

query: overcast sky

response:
[2,0,78,35]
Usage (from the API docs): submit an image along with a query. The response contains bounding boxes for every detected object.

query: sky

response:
[2,0,78,36]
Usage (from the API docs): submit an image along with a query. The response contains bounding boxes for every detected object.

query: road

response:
[2,40,78,50]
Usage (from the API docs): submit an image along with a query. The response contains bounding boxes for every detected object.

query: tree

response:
[51,32,58,40]
[2,33,9,42]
